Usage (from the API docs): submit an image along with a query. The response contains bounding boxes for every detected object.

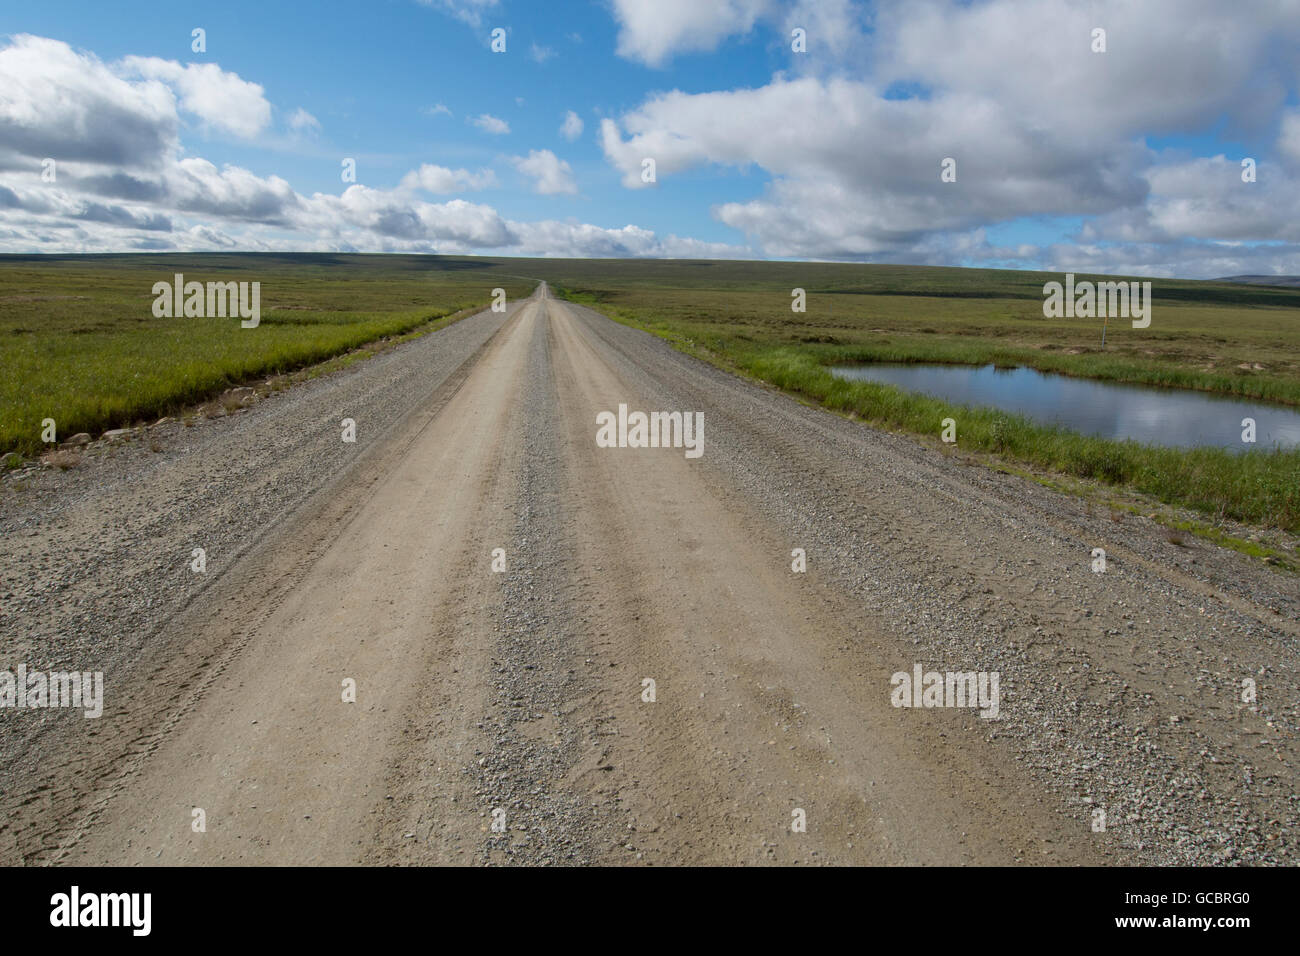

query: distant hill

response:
[1217,275,1300,288]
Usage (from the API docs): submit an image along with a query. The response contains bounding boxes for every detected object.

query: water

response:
[829,363,1300,451]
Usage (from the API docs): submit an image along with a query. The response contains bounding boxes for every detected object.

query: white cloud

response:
[781,0,865,63]
[560,110,583,141]
[0,35,177,168]
[530,43,555,63]
[601,75,1147,251]
[606,0,865,68]
[609,0,771,67]
[0,38,737,261]
[119,56,271,139]
[873,0,1295,138]
[422,103,452,118]
[164,157,299,222]
[469,113,509,135]
[6,12,1300,277]
[511,149,577,195]
[1078,154,1300,245]
[597,0,1300,267]
[509,220,747,258]
[287,108,320,133]
[400,163,498,193]
[297,186,517,247]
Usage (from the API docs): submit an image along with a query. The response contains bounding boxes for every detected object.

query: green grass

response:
[542,259,1300,535]
[0,253,536,456]
[743,347,1299,532]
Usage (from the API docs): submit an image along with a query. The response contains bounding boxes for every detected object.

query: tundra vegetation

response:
[0,254,532,457]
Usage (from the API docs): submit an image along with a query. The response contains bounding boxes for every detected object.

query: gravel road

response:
[1,284,1296,865]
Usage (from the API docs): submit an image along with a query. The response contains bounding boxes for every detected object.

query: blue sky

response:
[2,0,1300,276]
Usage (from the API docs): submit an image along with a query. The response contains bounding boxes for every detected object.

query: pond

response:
[829,363,1300,451]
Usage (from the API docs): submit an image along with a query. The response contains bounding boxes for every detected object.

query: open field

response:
[0,254,534,457]
[540,259,1300,535]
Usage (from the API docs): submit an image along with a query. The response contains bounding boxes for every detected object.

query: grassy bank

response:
[747,347,1298,533]
[544,260,1300,535]
[0,254,535,456]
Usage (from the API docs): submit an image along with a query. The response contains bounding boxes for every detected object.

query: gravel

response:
[565,299,1300,866]
[0,304,514,832]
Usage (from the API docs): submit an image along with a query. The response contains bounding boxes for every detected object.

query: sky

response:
[1,0,1299,277]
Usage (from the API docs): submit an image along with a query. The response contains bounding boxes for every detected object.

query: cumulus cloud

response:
[511,150,577,195]
[306,187,517,247]
[597,0,1300,272]
[601,76,1147,255]
[468,113,509,135]
[400,163,498,193]
[1075,154,1300,247]
[0,33,743,259]
[560,110,583,141]
[780,0,865,62]
[119,56,272,139]
[6,5,1300,277]
[609,0,771,67]
[0,35,177,168]
[874,0,1296,138]
[164,158,299,223]
[608,0,867,67]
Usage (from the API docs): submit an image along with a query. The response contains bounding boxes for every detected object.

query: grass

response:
[739,347,1299,532]
[0,253,535,456]
[542,259,1300,535]
[984,461,1290,565]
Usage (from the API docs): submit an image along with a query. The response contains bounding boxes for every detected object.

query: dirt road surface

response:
[2,284,1296,865]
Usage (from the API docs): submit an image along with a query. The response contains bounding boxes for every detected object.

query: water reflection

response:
[830,363,1300,451]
